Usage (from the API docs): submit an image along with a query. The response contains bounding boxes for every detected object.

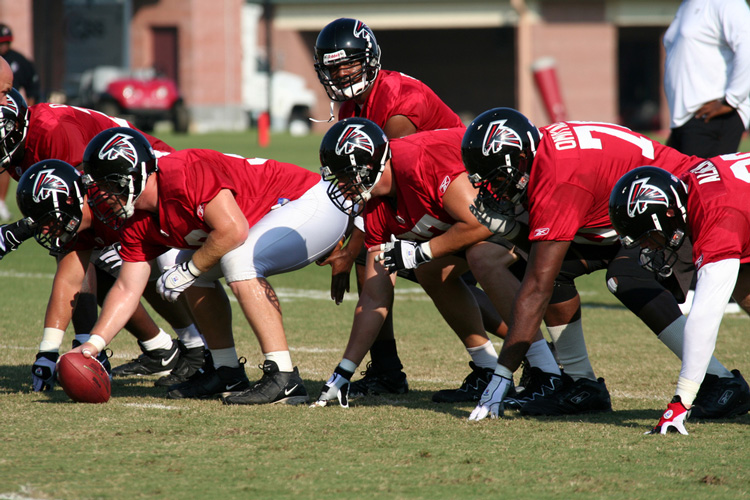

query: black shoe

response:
[166,359,249,399]
[72,339,112,375]
[432,362,494,403]
[222,360,309,405]
[112,339,181,377]
[691,369,750,419]
[154,344,206,387]
[504,367,564,410]
[520,376,612,416]
[348,361,409,398]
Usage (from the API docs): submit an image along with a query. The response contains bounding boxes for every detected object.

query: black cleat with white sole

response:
[112,339,181,377]
[222,360,309,405]
[166,359,249,399]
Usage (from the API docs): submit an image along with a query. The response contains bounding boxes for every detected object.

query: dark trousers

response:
[667,110,745,158]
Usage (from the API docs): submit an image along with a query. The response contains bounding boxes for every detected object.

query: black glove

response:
[0,218,36,260]
[374,235,432,274]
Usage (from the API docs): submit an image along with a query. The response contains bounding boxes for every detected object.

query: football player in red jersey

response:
[74,127,350,405]
[312,118,558,408]
[314,18,510,401]
[16,160,204,391]
[610,161,750,434]
[0,92,206,390]
[463,107,747,420]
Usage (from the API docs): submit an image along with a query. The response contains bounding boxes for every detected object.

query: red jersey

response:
[118,149,319,262]
[528,121,700,244]
[11,103,175,181]
[363,128,466,248]
[683,153,750,270]
[339,70,463,132]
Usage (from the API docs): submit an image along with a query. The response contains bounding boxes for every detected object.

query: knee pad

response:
[550,271,578,304]
[605,257,682,329]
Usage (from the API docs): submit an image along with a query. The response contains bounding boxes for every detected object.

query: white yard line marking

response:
[122,403,182,410]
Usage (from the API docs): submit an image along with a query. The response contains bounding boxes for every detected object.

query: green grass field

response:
[1,130,749,499]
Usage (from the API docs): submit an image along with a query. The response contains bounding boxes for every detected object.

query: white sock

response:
[140,329,173,351]
[657,316,732,378]
[265,351,294,372]
[39,327,65,353]
[173,324,204,349]
[525,339,561,375]
[547,319,596,381]
[211,347,240,369]
[466,340,498,369]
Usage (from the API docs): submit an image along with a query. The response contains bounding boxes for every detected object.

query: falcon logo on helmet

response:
[335,124,374,156]
[353,21,372,42]
[3,94,18,115]
[626,178,668,217]
[482,120,523,156]
[32,168,69,203]
[98,133,138,168]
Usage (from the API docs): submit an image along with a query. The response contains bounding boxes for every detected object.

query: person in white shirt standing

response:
[664,0,750,158]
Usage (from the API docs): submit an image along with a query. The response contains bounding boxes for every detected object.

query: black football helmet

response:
[16,159,84,254]
[609,166,689,277]
[314,18,381,101]
[319,117,390,216]
[0,88,30,172]
[462,108,541,214]
[82,127,157,229]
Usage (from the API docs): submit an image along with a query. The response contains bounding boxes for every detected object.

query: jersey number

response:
[572,124,656,159]
[720,152,750,184]
[398,214,451,240]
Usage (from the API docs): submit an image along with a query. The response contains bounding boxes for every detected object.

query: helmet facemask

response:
[0,89,29,172]
[322,154,386,217]
[32,203,82,254]
[469,162,530,216]
[84,170,146,230]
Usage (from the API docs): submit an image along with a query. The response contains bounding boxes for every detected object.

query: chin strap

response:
[310,101,336,124]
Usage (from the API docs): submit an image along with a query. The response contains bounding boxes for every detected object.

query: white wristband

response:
[418,241,433,260]
[187,259,202,276]
[87,334,107,353]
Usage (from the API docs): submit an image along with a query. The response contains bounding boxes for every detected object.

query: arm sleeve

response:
[679,259,739,388]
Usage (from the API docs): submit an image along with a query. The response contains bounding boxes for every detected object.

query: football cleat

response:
[222,360,309,405]
[166,358,249,399]
[349,361,409,398]
[520,376,612,416]
[690,369,750,419]
[504,367,564,410]
[154,344,206,387]
[111,339,181,377]
[432,362,495,403]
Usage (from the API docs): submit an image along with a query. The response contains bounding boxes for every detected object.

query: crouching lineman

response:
[312,118,560,408]
[0,88,206,387]
[72,127,350,405]
[463,107,748,420]
[16,160,205,390]
[610,163,750,434]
